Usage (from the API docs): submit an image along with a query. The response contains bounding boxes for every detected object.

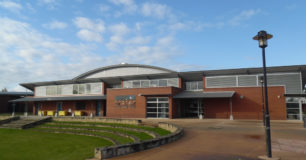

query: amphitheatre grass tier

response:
[0,128,112,160]
[40,123,154,141]
[50,121,171,136]
[0,120,171,160]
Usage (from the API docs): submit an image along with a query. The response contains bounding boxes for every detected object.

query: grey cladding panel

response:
[238,75,257,86]
[206,76,236,87]
[258,74,301,94]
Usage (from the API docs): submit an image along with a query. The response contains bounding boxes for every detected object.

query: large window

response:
[36,82,103,96]
[123,78,179,88]
[185,81,203,91]
[76,102,86,110]
[146,97,169,118]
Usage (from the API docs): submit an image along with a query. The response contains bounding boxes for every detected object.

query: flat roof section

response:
[9,95,106,102]
[0,92,33,96]
[173,91,235,99]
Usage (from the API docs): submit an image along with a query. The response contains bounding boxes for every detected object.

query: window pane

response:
[159,80,167,87]
[147,103,157,107]
[73,84,78,94]
[79,84,85,94]
[86,84,91,93]
[158,103,169,108]
[123,81,132,88]
[190,82,197,90]
[147,97,157,102]
[133,81,141,88]
[158,113,168,118]
[46,86,57,95]
[158,97,168,102]
[57,85,62,95]
[91,83,102,94]
[158,108,169,112]
[147,108,157,112]
[141,81,150,88]
[146,113,157,118]
[197,81,203,90]
[286,103,299,109]
[150,80,158,87]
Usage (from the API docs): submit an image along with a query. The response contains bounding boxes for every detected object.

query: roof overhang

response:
[139,93,171,96]
[173,91,235,99]
[9,95,106,102]
[284,94,306,97]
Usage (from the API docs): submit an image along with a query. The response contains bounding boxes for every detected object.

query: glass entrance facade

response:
[286,97,302,120]
[146,97,169,118]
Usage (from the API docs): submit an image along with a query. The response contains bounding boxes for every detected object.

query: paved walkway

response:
[111,119,306,160]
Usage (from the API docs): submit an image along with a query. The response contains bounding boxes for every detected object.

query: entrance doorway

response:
[182,99,203,118]
[96,101,101,116]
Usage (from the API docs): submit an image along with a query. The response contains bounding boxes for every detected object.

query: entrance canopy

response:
[9,95,106,102]
[173,91,235,99]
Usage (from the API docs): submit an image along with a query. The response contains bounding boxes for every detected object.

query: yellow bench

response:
[58,111,67,116]
[47,111,55,116]
[74,111,83,116]
[38,110,46,116]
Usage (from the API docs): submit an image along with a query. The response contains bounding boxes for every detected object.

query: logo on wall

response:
[115,95,136,108]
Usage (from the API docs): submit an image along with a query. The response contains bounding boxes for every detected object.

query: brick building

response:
[11,64,306,120]
[1,92,33,114]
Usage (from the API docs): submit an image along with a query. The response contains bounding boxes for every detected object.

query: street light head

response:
[253,30,273,48]
[259,76,264,83]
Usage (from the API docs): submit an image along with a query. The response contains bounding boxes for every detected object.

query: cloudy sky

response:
[0,0,306,91]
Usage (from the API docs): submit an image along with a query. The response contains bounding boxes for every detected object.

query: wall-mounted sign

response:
[115,95,136,108]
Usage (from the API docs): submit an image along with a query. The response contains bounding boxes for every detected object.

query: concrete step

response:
[0,116,52,129]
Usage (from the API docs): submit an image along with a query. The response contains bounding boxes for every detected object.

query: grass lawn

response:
[0,128,112,160]
[51,121,171,136]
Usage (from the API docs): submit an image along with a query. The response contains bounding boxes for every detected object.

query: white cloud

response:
[108,23,129,35]
[141,2,171,19]
[77,29,103,42]
[0,17,181,91]
[109,0,137,13]
[99,4,110,13]
[43,20,67,29]
[37,0,59,10]
[73,17,105,42]
[229,9,262,26]
[0,1,22,12]
[0,17,104,91]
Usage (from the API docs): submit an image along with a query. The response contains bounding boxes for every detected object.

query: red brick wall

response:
[203,86,286,120]
[106,87,180,119]
[37,100,104,116]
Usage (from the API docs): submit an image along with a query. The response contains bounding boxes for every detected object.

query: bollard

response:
[303,116,306,128]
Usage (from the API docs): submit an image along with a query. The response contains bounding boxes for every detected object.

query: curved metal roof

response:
[73,63,176,80]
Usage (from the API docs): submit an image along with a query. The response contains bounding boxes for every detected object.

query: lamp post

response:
[260,76,265,126]
[253,30,273,158]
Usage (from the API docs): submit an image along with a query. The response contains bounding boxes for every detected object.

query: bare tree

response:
[1,88,8,92]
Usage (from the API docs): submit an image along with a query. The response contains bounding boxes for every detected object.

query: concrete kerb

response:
[94,122,184,160]
[0,116,20,125]
[53,117,141,125]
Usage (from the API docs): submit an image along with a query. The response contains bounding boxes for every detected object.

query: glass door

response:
[96,101,101,116]
[146,97,169,118]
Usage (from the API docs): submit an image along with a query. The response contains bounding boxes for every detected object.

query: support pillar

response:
[230,98,233,120]
[24,102,28,117]
[12,103,16,117]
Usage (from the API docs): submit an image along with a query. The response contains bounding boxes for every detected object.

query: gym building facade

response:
[11,64,306,120]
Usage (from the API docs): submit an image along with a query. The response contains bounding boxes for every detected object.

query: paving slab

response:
[110,119,306,160]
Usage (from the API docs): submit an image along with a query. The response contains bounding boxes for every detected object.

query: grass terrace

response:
[0,119,171,160]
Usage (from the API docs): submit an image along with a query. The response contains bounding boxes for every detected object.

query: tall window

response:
[185,81,203,91]
[146,97,169,118]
